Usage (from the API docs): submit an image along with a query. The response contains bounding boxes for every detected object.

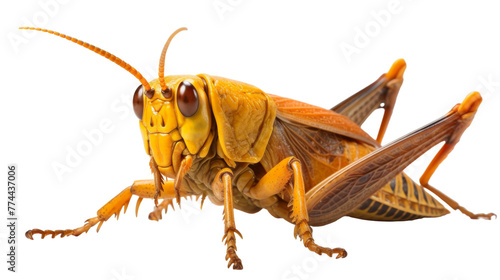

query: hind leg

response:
[332,59,406,143]
[306,92,492,225]
[418,94,496,220]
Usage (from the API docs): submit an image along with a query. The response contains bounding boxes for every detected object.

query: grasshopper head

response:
[133,75,213,178]
[130,27,214,178]
[21,27,213,179]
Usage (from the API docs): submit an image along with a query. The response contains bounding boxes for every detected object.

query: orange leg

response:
[25,179,183,239]
[212,168,244,269]
[306,92,495,226]
[419,143,496,220]
[151,155,193,207]
[148,198,175,221]
[417,93,495,219]
[332,59,406,144]
[245,157,347,259]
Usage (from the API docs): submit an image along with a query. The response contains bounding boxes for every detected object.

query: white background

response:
[1,1,500,280]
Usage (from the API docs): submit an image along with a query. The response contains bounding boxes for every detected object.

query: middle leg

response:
[244,157,347,258]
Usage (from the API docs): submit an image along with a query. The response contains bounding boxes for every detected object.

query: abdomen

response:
[348,172,449,221]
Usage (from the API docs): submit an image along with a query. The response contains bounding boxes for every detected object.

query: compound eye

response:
[133,84,144,120]
[177,81,199,117]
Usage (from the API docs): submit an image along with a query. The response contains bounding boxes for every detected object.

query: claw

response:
[304,238,348,259]
[135,197,144,217]
[471,212,497,220]
[148,211,161,221]
[26,229,39,240]
[225,247,243,270]
[336,249,348,259]
[148,199,174,221]
[294,219,347,259]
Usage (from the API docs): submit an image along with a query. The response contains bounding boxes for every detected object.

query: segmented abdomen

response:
[348,172,449,221]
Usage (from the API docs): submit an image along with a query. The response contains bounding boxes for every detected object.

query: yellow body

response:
[135,70,449,225]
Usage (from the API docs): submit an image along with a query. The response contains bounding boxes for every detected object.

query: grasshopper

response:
[22,27,495,269]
